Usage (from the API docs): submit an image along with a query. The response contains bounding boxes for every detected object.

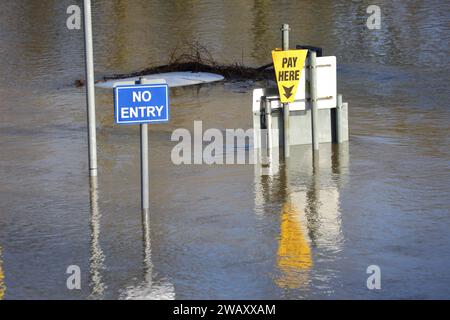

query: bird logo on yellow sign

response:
[272,49,308,103]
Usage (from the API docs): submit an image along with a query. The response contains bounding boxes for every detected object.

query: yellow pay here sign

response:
[272,49,308,103]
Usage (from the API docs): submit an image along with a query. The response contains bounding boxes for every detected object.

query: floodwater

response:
[0,0,449,299]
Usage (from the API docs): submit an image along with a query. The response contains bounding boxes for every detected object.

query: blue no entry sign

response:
[114,84,169,124]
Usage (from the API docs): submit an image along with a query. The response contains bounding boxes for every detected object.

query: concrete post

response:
[336,94,343,143]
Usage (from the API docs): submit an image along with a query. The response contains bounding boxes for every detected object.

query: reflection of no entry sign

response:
[272,49,308,103]
[114,84,169,124]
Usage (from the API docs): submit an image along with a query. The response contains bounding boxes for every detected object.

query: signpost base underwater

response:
[252,24,349,165]
[114,77,169,211]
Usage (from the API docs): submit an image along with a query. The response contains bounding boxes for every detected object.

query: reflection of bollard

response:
[310,51,319,151]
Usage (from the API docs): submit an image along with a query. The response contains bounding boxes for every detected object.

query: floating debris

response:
[103,62,274,83]
[75,41,275,87]
[74,79,85,87]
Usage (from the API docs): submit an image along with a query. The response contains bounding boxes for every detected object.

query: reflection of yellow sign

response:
[276,202,312,289]
[0,246,5,300]
[272,49,308,103]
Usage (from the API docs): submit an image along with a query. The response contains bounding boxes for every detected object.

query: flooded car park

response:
[0,0,449,299]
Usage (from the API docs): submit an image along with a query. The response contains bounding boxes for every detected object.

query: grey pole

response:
[281,24,290,158]
[281,24,290,60]
[141,123,149,210]
[83,0,98,177]
[137,77,150,210]
[265,97,273,152]
[336,94,343,143]
[310,50,319,151]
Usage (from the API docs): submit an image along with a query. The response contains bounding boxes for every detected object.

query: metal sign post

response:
[83,0,98,177]
[134,77,149,211]
[281,24,290,158]
[310,51,319,152]
[272,26,308,159]
[114,77,169,211]
[140,119,149,210]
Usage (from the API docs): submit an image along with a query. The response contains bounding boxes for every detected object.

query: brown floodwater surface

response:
[0,0,449,299]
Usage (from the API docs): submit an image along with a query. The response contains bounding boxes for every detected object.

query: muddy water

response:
[0,0,449,299]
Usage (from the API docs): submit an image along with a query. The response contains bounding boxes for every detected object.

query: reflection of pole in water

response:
[306,144,347,249]
[142,209,153,284]
[305,152,320,245]
[89,176,106,299]
[120,210,175,300]
[0,246,5,299]
[331,142,349,178]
